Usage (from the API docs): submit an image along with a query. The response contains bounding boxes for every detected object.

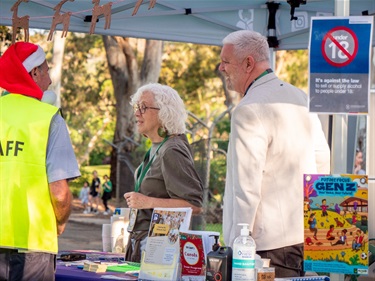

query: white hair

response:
[130,83,187,134]
[222,30,270,62]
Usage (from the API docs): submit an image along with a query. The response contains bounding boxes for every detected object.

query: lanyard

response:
[244,68,273,96]
[134,136,169,192]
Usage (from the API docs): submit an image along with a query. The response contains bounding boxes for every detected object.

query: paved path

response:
[58,220,103,251]
[58,198,121,252]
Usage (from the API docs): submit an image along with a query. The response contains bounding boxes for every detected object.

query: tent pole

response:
[330,0,349,280]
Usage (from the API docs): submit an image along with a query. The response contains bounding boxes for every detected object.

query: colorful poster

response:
[303,174,369,275]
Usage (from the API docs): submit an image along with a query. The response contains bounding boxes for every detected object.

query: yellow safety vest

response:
[0,94,59,253]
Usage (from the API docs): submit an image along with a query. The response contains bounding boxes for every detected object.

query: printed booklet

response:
[303,174,369,275]
[138,207,192,281]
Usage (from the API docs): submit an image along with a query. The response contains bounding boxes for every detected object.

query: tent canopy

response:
[0,0,374,49]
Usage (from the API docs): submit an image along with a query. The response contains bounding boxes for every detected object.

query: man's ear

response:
[245,56,255,72]
[246,58,251,68]
[30,67,38,77]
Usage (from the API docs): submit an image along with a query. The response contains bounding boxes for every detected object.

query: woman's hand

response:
[123,192,202,213]
[124,192,152,209]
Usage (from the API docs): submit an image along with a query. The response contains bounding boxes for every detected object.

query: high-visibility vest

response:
[0,94,59,253]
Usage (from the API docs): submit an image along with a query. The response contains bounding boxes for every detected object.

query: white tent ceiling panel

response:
[0,0,374,49]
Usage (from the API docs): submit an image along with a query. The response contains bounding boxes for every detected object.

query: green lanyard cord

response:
[134,136,169,192]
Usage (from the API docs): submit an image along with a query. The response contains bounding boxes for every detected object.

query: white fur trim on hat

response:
[22,45,46,72]
[41,90,57,105]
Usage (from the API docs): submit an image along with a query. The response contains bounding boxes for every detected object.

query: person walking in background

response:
[123,83,203,262]
[89,170,101,214]
[220,30,331,278]
[80,181,91,214]
[0,42,80,280]
[102,175,112,215]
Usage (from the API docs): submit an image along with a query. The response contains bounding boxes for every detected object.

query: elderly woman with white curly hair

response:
[124,83,203,262]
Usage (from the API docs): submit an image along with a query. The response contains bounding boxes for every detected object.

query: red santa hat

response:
[0,42,46,100]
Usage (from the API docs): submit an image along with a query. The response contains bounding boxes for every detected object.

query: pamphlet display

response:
[303,174,369,275]
[138,207,192,281]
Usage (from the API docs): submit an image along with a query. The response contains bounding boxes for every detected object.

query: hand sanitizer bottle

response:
[232,223,256,281]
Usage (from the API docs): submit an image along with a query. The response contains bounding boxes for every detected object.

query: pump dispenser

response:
[240,224,250,236]
[210,235,220,252]
[206,235,232,281]
[232,223,256,281]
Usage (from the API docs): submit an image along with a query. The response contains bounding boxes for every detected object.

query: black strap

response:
[244,68,273,96]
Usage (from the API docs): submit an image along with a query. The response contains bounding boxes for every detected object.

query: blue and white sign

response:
[309,17,373,114]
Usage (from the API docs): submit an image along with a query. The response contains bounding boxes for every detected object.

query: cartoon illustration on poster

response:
[304,174,368,275]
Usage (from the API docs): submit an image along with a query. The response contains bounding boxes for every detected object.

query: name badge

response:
[127,208,138,232]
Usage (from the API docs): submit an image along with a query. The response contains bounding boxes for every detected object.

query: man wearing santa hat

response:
[0,42,80,280]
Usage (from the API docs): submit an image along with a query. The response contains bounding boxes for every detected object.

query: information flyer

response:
[303,174,368,275]
[139,207,192,281]
[309,17,373,114]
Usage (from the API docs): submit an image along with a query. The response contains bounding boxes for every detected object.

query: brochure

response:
[138,207,192,281]
[179,231,206,281]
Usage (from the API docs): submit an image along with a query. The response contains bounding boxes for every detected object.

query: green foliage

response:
[61,33,115,165]
[159,42,232,199]
[206,223,224,245]
[160,42,225,122]
[89,149,109,165]
[70,165,111,197]
[69,168,91,197]
[209,154,226,196]
[82,165,111,179]
[276,50,308,92]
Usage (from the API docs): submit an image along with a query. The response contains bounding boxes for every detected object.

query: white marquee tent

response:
[0,0,375,49]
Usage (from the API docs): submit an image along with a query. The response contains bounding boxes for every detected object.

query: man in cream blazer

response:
[219,30,330,278]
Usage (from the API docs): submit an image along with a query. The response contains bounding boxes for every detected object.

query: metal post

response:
[330,2,350,281]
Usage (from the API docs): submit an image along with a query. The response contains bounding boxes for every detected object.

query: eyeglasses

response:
[133,103,160,114]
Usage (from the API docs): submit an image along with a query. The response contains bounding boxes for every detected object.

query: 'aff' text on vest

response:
[0,140,25,156]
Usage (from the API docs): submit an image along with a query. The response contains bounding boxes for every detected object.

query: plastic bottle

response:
[206,235,233,281]
[231,223,256,281]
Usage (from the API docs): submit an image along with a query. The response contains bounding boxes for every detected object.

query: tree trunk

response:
[79,109,112,165]
[50,31,66,108]
[102,36,163,206]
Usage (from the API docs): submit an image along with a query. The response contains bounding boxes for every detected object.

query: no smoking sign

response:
[321,26,358,67]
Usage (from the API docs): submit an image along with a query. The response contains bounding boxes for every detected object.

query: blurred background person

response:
[101,174,112,215]
[89,170,101,214]
[353,148,366,175]
[80,181,90,214]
